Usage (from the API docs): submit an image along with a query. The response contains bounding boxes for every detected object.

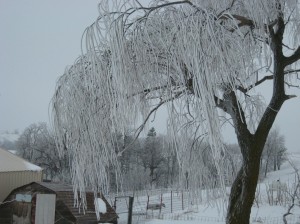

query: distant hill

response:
[0,130,19,151]
[0,130,19,142]
[263,151,300,183]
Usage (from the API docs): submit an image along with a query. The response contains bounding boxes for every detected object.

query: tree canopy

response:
[52,1,300,222]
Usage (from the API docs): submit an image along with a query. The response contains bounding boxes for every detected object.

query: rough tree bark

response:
[223,13,299,224]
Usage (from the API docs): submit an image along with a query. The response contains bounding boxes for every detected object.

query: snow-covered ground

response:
[115,152,300,224]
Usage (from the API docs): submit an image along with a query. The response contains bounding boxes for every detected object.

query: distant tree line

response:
[109,126,287,192]
[15,123,70,182]
[3,124,286,191]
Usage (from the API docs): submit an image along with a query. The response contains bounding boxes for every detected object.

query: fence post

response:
[159,193,163,218]
[113,197,117,211]
[146,194,149,210]
[160,194,163,212]
[171,191,173,213]
[127,196,134,224]
[182,190,184,210]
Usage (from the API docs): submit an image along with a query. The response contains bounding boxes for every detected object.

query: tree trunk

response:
[224,81,286,223]
[226,100,286,224]
[226,156,260,223]
[226,93,286,223]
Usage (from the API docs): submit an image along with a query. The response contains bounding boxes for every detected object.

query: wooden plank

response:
[35,194,56,224]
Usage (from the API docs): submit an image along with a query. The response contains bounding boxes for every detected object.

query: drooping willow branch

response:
[52,0,300,214]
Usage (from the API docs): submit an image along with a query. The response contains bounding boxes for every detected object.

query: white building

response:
[0,147,42,202]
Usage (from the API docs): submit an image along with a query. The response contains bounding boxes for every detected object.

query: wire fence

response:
[252,215,300,224]
[127,215,300,224]
[108,189,214,224]
[106,189,300,224]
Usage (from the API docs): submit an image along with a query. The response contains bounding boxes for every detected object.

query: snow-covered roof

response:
[95,198,107,213]
[95,197,107,220]
[0,147,42,172]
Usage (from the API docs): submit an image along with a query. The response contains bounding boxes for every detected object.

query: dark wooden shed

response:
[0,182,118,224]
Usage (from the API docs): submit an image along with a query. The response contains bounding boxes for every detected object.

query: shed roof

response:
[1,182,118,224]
[39,182,75,192]
[0,147,42,172]
[38,182,118,223]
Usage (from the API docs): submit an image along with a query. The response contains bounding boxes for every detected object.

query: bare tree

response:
[52,1,300,223]
[262,128,287,177]
[140,128,166,189]
[0,139,17,151]
[283,159,300,224]
[16,123,70,182]
[111,132,146,191]
[163,141,179,188]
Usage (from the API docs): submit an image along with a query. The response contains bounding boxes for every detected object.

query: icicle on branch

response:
[51,0,300,212]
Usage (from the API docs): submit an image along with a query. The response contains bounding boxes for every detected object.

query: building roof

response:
[0,182,118,224]
[39,182,75,192]
[0,147,42,172]
[38,182,118,223]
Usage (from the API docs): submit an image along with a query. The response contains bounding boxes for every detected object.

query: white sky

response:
[0,1,299,153]
[0,0,100,131]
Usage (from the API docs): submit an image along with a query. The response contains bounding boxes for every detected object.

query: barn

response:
[0,147,43,202]
[0,182,118,224]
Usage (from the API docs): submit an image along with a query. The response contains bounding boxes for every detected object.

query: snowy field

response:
[113,152,300,224]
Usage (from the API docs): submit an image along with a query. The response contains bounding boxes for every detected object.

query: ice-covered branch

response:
[51,0,300,215]
[120,91,184,155]
[237,75,274,93]
[284,68,300,75]
[284,46,300,66]
[283,160,300,224]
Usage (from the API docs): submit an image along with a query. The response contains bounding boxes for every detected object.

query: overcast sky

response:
[0,0,100,131]
[0,1,299,153]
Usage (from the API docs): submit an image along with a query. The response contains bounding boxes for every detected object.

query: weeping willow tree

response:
[52,0,300,223]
